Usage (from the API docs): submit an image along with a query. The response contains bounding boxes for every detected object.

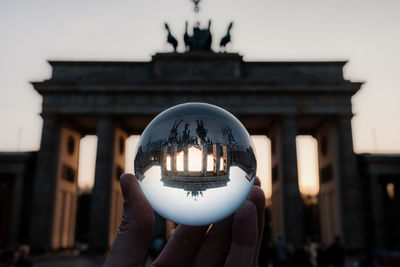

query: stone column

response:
[270,116,303,247]
[89,118,115,252]
[202,145,207,175]
[270,123,282,241]
[213,144,220,174]
[89,118,127,252]
[51,127,81,249]
[183,148,189,175]
[336,116,366,252]
[315,122,342,245]
[29,116,61,251]
[280,116,303,247]
[109,128,127,244]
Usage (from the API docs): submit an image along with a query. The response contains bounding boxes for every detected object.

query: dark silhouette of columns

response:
[29,116,61,250]
[336,116,366,252]
[270,116,303,247]
[315,121,342,245]
[280,116,303,247]
[89,118,127,252]
[89,118,116,252]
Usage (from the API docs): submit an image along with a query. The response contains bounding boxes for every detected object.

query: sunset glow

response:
[207,154,213,172]
[166,155,171,171]
[176,151,184,171]
[188,147,202,172]
[296,136,320,196]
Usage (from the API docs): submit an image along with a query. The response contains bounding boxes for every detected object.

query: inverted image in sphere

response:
[134,103,256,226]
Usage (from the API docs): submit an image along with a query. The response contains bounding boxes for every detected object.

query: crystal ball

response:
[134,103,256,226]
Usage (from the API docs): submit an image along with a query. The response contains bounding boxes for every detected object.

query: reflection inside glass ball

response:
[134,103,256,226]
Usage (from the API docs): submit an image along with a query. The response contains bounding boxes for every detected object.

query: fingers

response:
[191,176,264,267]
[153,175,266,267]
[248,185,266,267]
[152,225,209,267]
[191,216,233,267]
[104,173,154,267]
[224,200,258,267]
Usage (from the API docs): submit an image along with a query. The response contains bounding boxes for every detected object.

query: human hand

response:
[104,173,265,267]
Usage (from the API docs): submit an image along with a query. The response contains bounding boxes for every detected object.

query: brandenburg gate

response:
[28,50,366,253]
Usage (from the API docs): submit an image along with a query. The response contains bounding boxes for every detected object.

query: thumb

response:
[104,173,154,267]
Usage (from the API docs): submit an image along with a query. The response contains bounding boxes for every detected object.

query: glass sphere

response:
[134,103,256,226]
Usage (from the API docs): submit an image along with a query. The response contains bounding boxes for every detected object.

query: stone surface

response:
[29,117,62,251]
[89,118,116,252]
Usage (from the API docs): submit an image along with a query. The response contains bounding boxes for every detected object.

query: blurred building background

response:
[1,0,399,265]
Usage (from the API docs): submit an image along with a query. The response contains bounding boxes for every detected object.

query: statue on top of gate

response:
[184,20,212,52]
[163,0,233,53]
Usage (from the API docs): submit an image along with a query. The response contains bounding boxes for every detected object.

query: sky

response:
[1,0,399,197]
